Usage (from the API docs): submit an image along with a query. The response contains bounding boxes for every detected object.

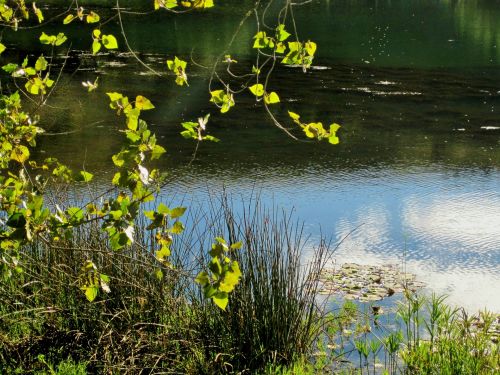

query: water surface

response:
[2,0,499,311]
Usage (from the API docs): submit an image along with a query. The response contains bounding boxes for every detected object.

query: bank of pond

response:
[1,203,498,374]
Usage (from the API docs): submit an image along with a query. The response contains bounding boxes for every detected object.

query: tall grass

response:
[193,196,335,372]
[0,196,335,373]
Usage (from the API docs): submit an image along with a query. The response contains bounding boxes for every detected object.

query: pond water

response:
[2,0,499,311]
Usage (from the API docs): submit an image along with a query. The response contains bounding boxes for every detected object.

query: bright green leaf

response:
[264,91,280,104]
[135,95,155,110]
[10,145,30,163]
[63,14,75,24]
[249,84,264,97]
[102,34,118,49]
[86,11,100,24]
[92,40,101,54]
[212,292,229,310]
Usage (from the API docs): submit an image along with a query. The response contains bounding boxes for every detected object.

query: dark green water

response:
[1,0,499,311]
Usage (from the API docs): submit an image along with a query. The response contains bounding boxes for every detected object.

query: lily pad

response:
[318,262,425,302]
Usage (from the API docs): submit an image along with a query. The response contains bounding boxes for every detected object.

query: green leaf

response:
[230,241,243,250]
[170,220,184,234]
[126,108,140,131]
[155,268,164,280]
[33,4,44,23]
[204,135,220,142]
[275,42,286,54]
[156,244,171,260]
[40,32,55,45]
[86,11,100,24]
[35,56,48,71]
[106,92,123,102]
[249,84,264,97]
[288,41,300,52]
[83,286,98,302]
[170,207,186,219]
[67,207,84,221]
[0,43,6,54]
[219,264,241,293]
[276,24,291,42]
[305,40,317,56]
[151,145,166,160]
[75,170,94,182]
[25,80,40,95]
[328,123,341,145]
[10,145,30,163]
[303,122,324,139]
[92,40,101,54]
[157,203,170,215]
[24,67,36,76]
[102,34,118,50]
[166,56,188,86]
[55,33,67,46]
[2,63,18,73]
[135,95,155,110]
[330,123,341,133]
[264,91,280,104]
[63,14,75,24]
[288,111,301,121]
[212,291,229,310]
[209,257,222,275]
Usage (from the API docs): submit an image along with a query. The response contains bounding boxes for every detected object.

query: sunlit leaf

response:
[33,3,44,23]
[63,14,75,24]
[35,56,48,71]
[86,11,100,24]
[55,33,67,46]
[75,170,94,182]
[92,40,101,54]
[264,91,280,104]
[102,34,118,49]
[39,32,55,45]
[288,111,300,121]
[276,24,291,42]
[106,92,124,102]
[249,84,264,97]
[83,286,98,302]
[135,95,155,110]
[212,291,229,310]
[151,144,166,160]
[10,145,30,163]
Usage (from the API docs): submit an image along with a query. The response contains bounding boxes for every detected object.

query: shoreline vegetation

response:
[0,1,498,374]
[1,200,498,374]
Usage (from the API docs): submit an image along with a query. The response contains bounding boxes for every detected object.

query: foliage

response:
[195,237,242,310]
[0,199,330,373]
[289,111,341,144]
[0,0,343,370]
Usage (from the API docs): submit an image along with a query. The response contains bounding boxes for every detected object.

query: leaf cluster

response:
[288,111,341,144]
[195,237,242,310]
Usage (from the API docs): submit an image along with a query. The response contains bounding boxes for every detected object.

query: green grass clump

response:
[0,199,334,374]
[398,293,499,375]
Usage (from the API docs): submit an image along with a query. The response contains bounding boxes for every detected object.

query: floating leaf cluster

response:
[318,263,425,302]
